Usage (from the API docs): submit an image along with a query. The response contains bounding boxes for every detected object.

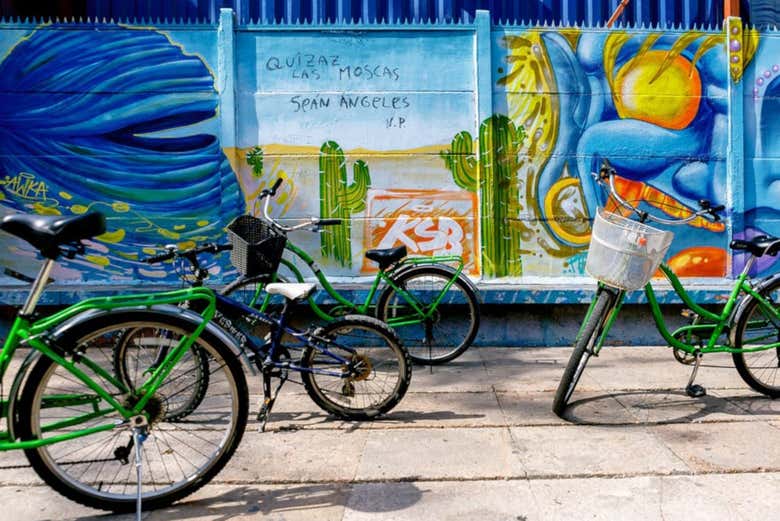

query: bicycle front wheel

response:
[552,287,616,417]
[18,311,248,512]
[377,265,480,365]
[732,276,780,398]
[301,315,411,420]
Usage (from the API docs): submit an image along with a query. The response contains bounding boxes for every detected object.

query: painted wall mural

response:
[0,23,242,284]
[0,18,779,297]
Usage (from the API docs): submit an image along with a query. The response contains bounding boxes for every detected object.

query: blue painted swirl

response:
[0,24,244,281]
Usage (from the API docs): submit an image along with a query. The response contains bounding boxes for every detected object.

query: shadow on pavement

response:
[561,389,778,425]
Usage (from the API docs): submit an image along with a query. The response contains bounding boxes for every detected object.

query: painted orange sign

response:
[363,189,479,274]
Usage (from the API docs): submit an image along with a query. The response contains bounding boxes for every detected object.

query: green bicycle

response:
[224,178,481,365]
[0,212,248,512]
[553,160,780,417]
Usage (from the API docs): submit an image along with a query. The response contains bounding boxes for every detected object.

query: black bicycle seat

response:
[0,212,106,259]
[729,235,780,257]
[364,245,407,270]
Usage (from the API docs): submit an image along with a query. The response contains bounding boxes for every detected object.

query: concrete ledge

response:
[0,278,739,306]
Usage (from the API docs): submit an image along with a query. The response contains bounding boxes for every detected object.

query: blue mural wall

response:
[0,11,775,303]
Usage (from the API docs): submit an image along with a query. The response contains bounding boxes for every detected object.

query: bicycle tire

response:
[113,327,210,421]
[301,315,411,420]
[732,276,780,398]
[376,265,480,365]
[552,288,616,417]
[17,310,248,513]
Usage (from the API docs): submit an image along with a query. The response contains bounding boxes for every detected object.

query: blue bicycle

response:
[121,216,412,430]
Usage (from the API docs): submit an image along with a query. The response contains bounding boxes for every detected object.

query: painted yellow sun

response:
[613,51,701,130]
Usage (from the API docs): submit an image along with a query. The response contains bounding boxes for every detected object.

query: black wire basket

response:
[226,215,286,277]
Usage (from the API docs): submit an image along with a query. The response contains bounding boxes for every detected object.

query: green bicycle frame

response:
[586,263,780,357]
[248,240,465,324]
[0,286,216,451]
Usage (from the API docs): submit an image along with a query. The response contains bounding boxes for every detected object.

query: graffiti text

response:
[1,172,48,200]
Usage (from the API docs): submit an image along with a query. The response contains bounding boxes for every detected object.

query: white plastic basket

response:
[585,208,674,290]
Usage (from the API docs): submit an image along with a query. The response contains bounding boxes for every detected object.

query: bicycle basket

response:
[585,208,674,290]
[226,215,286,277]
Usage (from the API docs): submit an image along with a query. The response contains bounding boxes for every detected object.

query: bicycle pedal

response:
[685,384,707,398]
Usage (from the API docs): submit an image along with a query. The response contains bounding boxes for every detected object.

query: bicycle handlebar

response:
[257,178,342,232]
[598,160,725,226]
[142,243,232,265]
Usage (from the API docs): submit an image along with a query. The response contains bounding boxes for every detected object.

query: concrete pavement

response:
[2,345,780,520]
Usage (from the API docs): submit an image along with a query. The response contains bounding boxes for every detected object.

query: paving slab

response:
[480,347,600,393]
[497,390,636,426]
[583,348,746,391]
[528,472,780,521]
[355,427,524,481]
[365,391,505,429]
[407,351,491,393]
[611,388,752,424]
[218,428,369,483]
[711,388,780,421]
[649,421,780,473]
[508,425,689,477]
[343,480,540,521]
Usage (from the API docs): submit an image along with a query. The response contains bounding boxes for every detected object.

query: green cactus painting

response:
[441,114,526,277]
[319,141,370,267]
[246,146,264,177]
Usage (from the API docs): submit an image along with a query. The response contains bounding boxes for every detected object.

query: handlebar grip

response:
[318,219,342,226]
[214,243,233,253]
[143,252,175,264]
[270,177,283,195]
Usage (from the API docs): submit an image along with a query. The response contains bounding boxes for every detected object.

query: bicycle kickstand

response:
[131,415,149,521]
[257,370,287,432]
[685,350,707,398]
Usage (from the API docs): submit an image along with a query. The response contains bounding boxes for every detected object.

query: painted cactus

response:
[319,141,370,267]
[441,114,526,277]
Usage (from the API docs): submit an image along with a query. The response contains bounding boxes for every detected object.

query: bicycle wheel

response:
[376,265,480,365]
[17,310,248,512]
[301,315,411,420]
[732,276,780,397]
[113,327,210,421]
[552,288,616,417]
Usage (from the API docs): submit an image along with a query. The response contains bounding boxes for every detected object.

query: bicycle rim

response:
[378,267,479,364]
[302,316,410,419]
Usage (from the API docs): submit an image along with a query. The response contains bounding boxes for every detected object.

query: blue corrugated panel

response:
[0,1,765,28]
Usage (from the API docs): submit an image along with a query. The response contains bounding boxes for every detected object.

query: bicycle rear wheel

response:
[18,310,248,512]
[113,327,210,421]
[552,287,616,417]
[301,315,411,420]
[732,276,780,398]
[377,265,480,365]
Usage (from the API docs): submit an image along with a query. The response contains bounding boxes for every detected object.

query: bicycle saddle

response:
[730,235,780,257]
[0,212,106,259]
[265,282,316,302]
[364,245,407,270]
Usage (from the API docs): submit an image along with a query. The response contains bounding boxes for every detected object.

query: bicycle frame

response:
[0,273,217,451]
[586,262,780,358]
[245,240,466,324]
[214,293,366,378]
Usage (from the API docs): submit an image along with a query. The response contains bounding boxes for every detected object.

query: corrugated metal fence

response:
[1,1,767,27]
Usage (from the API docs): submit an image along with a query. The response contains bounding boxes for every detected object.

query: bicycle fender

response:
[728,272,780,344]
[47,304,246,364]
[389,263,482,303]
[6,348,44,441]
